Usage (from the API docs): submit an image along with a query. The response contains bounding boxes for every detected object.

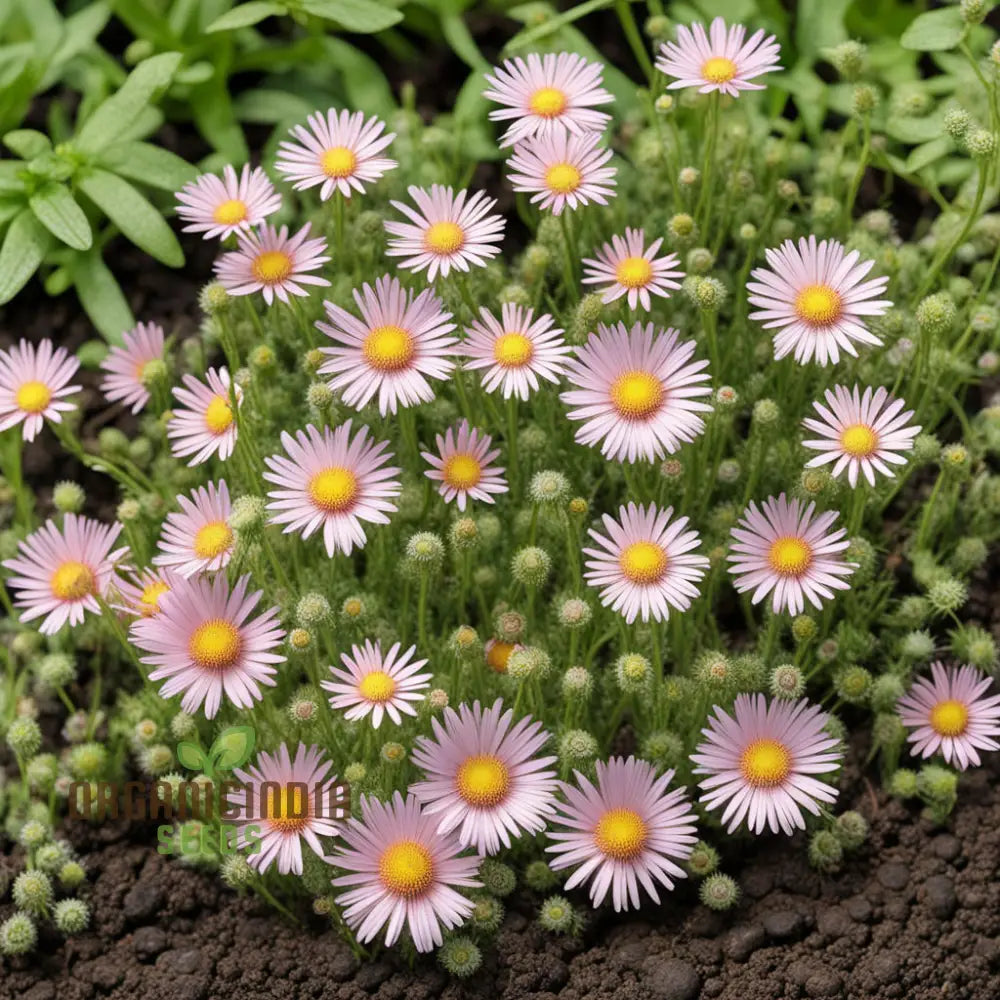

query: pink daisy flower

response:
[747,236,892,365]
[214,222,330,305]
[175,164,281,240]
[0,339,80,442]
[897,662,1000,771]
[462,304,571,400]
[507,131,616,215]
[317,275,458,415]
[546,757,697,911]
[98,322,166,414]
[583,502,709,624]
[802,385,921,488]
[410,698,558,856]
[691,694,843,835]
[482,51,614,147]
[384,185,505,282]
[3,514,128,634]
[130,573,285,719]
[421,420,508,512]
[110,567,178,619]
[560,322,712,463]
[227,743,343,875]
[333,793,481,952]
[263,420,401,557]
[655,17,781,97]
[322,639,431,728]
[728,494,855,616]
[275,109,396,200]
[153,480,234,578]
[167,367,241,466]
[582,228,684,311]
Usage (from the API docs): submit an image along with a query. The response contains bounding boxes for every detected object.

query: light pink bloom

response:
[691,694,843,835]
[583,228,684,311]
[109,567,179,619]
[507,131,616,215]
[175,164,281,240]
[333,792,481,952]
[421,420,507,511]
[322,639,431,728]
[263,421,401,557]
[560,322,712,463]
[482,51,614,147]
[130,573,285,719]
[462,303,571,400]
[583,502,709,624]
[167,367,241,466]
[214,222,330,305]
[547,757,697,911]
[227,743,343,875]
[410,698,558,855]
[0,339,80,442]
[275,109,396,200]
[153,480,234,578]
[803,385,921,488]
[99,322,165,414]
[656,17,781,97]
[898,662,1000,771]
[3,514,128,634]
[317,275,458,415]
[747,236,891,365]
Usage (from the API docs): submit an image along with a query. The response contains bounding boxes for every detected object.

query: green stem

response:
[615,0,654,82]
[695,93,720,232]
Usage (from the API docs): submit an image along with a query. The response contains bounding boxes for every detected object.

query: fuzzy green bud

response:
[438,936,482,977]
[295,592,331,627]
[852,84,878,116]
[6,716,41,759]
[229,495,266,535]
[667,213,698,246]
[13,870,53,915]
[405,531,445,571]
[58,861,86,889]
[915,293,956,336]
[961,0,989,25]
[556,597,592,630]
[791,614,818,644]
[220,853,254,888]
[808,830,844,872]
[686,841,719,877]
[51,480,86,514]
[889,768,919,798]
[538,895,577,933]
[836,665,872,704]
[511,546,551,587]
[700,873,740,911]
[562,666,593,702]
[871,674,906,712]
[0,913,37,955]
[528,469,571,505]
[53,898,90,935]
[558,729,599,765]
[834,810,869,850]
[35,652,76,692]
[615,652,652,693]
[641,730,683,769]
[927,576,967,615]
[449,517,479,551]
[524,860,559,892]
[829,40,866,80]
[770,664,806,699]
[479,859,516,898]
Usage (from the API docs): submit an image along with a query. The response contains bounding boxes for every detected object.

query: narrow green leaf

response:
[324,39,396,119]
[0,162,26,193]
[99,141,199,192]
[440,13,487,70]
[29,183,92,250]
[905,136,951,174]
[900,8,966,52]
[3,129,51,159]
[0,209,50,304]
[506,0,615,50]
[72,248,135,344]
[795,0,852,62]
[205,1,286,33]
[885,115,944,145]
[40,2,112,91]
[300,0,403,32]
[191,78,249,163]
[233,88,316,124]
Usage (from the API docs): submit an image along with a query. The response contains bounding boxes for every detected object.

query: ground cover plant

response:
[3,0,1000,988]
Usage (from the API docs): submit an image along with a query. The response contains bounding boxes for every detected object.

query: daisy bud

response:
[615,652,652,694]
[562,666,593,702]
[508,645,552,681]
[713,386,737,410]
[645,14,671,39]
[11,631,42,659]
[640,730,683,769]
[438,936,482,978]
[686,247,714,274]
[808,830,843,872]
[26,754,58,794]
[834,665,871,705]
[569,293,605,343]
[0,914,37,956]
[692,276,727,312]
[498,283,531,307]
[302,347,324,374]
[557,597,592,629]
[738,222,757,241]
[889,768,918,799]
[35,652,76,692]
[752,398,779,427]
[915,292,956,336]
[288,628,313,653]
[790,615,817,644]
[13,870,53,915]
[686,841,719,877]
[558,729,599,765]
[133,719,158,745]
[678,166,700,188]
[568,496,589,516]
[35,841,68,873]
[811,194,839,226]
[61,711,89,743]
[511,546,551,587]
[699,873,740,911]
[312,895,334,916]
[19,819,49,850]
[834,810,869,850]
[525,860,559,892]
[169,712,197,741]
[521,244,551,284]
[660,458,684,480]
[667,212,698,246]
[873,713,905,749]
[380,741,406,765]
[199,281,231,315]
[428,688,449,711]
[529,469,571,506]
[852,84,878,116]
[495,610,527,642]
[296,593,331,627]
[961,0,988,24]
[6,717,41,760]
[287,695,319,725]
[449,517,480,551]
[474,566,497,589]
[871,674,905,712]
[538,895,578,933]
[717,459,740,484]
[343,761,367,786]
[917,763,957,814]
[220,854,254,888]
[480,859,517,897]
[654,94,674,114]
[468,894,505,933]
[98,427,129,459]
[829,40,866,81]
[927,576,967,615]
[950,624,997,669]
[54,898,90,935]
[139,744,174,776]
[770,664,805,700]
[51,480,85,514]
[695,651,732,689]
[405,531,445,571]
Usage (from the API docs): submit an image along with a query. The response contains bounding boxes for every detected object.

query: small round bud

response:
[288,628,312,653]
[538,895,578,933]
[428,688,449,711]
[229,495,265,534]
[940,443,970,476]
[69,742,107,780]
[808,830,844,872]
[873,712,905,748]
[306,381,335,412]
[58,861,86,889]
[961,0,988,25]
[343,761,367,786]
[679,166,700,188]
[449,517,479,550]
[528,469,571,505]
[692,276,727,312]
[915,293,956,336]
[6,716,41,759]
[640,730,683,769]
[13,869,53,915]
[900,630,935,662]
[53,898,90,935]
[438,936,482,977]
[852,84,878,116]
[687,247,714,274]
[654,94,674,114]
[405,531,445,569]
[871,674,906,713]
[562,666,593,702]
[479,859,517,898]
[170,712,198,741]
[667,213,698,246]
[927,576,967,615]
[35,652,77,692]
[287,694,319,725]
[776,178,800,201]
[615,652,652,694]
[220,853,255,888]
[557,597,592,629]
[829,40,866,80]
[738,222,757,241]
[35,841,69,873]
[52,480,85,514]
[968,129,997,159]
[495,611,527,643]
[753,398,779,426]
[917,763,958,807]
[645,14,671,40]
[716,459,740,484]
[686,840,719,877]
[27,754,59,794]
[0,913,37,955]
[835,665,872,704]
[558,729,599,765]
[508,645,551,681]
[19,819,49,850]
[695,650,732,689]
[699,873,740,911]
[295,592,331,627]
[889,768,918,798]
[834,810,869,850]
[199,281,231,315]
[568,496,588,516]
[792,614,818,643]
[770,664,806,699]
[511,546,551,587]
[524,860,559,892]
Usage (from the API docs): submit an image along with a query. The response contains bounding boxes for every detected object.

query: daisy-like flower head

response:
[263,421,401,557]
[227,743,343,875]
[214,222,330,305]
[167,367,241,466]
[0,339,80,442]
[728,493,855,616]
[3,514,128,634]
[583,502,709,624]
[802,385,921,488]
[153,480,234,578]
[410,698,558,855]
[747,236,892,365]
[130,573,285,719]
[897,662,1000,771]
[321,639,431,728]
[582,228,685,311]
[384,185,505,282]
[110,567,179,619]
[482,51,614,147]
[98,322,166,414]
[462,303,571,400]
[421,420,508,512]
[275,109,397,200]
[333,791,481,952]
[175,164,281,240]
[507,131,616,215]
[691,694,843,835]
[655,16,781,97]
[317,275,458,415]
[547,757,697,911]
[560,322,712,463]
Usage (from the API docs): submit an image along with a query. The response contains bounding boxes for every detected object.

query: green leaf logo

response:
[209,726,256,772]
[176,741,209,772]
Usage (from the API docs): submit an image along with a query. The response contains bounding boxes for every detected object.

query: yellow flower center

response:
[456,754,510,807]
[610,370,664,420]
[265,784,309,833]
[442,453,482,491]
[379,840,434,897]
[930,698,969,737]
[594,807,647,861]
[619,541,669,585]
[251,249,293,285]
[16,380,52,414]
[740,738,791,787]
[343,598,362,618]
[701,56,738,84]
[529,86,568,118]
[212,198,248,226]
[320,145,357,179]
[840,423,878,458]
[50,560,95,601]
[615,256,653,289]
[358,670,396,703]
[204,395,234,435]
[493,332,534,368]
[308,466,359,513]
[768,536,813,576]
[139,580,170,616]
[794,284,842,326]
[362,324,415,372]
[188,619,242,670]
[486,641,514,673]
[424,221,465,255]
[193,520,234,560]
[545,163,582,195]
